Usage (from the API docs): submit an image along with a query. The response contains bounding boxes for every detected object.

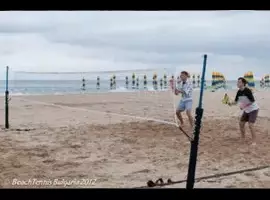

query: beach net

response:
[10,68,204,128]
[11,68,179,126]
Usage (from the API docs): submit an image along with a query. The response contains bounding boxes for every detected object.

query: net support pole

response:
[186,54,207,189]
[5,66,10,129]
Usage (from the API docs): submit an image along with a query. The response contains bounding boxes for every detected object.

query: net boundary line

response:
[133,165,270,188]
[17,98,179,127]
[14,97,249,124]
[12,67,175,74]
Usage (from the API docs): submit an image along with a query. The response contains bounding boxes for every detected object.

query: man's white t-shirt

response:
[235,87,259,113]
[177,80,193,102]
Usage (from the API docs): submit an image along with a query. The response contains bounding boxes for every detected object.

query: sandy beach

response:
[0,90,269,188]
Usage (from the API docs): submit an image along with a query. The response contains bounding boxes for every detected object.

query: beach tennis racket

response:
[222,93,230,105]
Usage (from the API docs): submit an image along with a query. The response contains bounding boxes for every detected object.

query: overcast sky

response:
[0,11,270,80]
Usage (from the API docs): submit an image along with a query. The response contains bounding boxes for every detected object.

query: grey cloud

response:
[47,27,270,66]
[0,12,58,34]
[44,11,270,62]
[1,11,270,80]
[0,24,52,34]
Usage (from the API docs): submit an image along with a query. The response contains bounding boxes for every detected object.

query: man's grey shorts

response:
[177,99,192,111]
[240,109,259,123]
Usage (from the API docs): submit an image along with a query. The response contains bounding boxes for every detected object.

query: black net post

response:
[186,54,207,189]
[5,66,9,129]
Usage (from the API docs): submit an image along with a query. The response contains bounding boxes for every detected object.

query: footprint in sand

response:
[11,161,22,168]
[225,184,237,188]
[132,169,151,174]
[76,156,89,160]
[244,172,256,177]
[263,171,270,177]
[43,159,56,164]
[52,162,80,170]
[71,144,81,148]
[176,163,186,169]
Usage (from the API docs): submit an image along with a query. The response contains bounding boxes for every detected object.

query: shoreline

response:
[0,88,234,97]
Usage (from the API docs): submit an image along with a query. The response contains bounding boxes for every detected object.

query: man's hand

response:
[228,101,237,106]
[176,89,183,94]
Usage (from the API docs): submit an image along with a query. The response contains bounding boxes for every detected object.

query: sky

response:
[0,11,270,80]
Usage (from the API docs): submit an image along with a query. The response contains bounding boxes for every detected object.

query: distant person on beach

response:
[173,71,193,128]
[228,77,259,145]
[169,76,175,90]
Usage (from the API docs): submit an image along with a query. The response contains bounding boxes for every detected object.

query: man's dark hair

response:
[181,71,190,78]
[238,77,248,86]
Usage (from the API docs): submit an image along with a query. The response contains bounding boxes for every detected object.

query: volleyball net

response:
[8,67,203,128]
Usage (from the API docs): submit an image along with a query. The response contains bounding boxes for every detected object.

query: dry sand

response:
[0,90,269,188]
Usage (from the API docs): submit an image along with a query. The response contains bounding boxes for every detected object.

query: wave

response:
[109,86,134,93]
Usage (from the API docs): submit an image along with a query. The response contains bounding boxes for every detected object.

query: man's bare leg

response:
[239,121,246,142]
[176,110,184,125]
[186,110,194,128]
[248,122,257,145]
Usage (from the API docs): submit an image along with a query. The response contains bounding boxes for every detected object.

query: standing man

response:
[228,77,259,145]
[174,71,194,128]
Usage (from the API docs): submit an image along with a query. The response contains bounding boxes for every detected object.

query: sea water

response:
[0,80,263,96]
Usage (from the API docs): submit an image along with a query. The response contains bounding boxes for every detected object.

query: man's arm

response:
[228,101,237,106]
[228,91,239,106]
[182,82,193,97]
[174,88,183,95]
[245,88,255,102]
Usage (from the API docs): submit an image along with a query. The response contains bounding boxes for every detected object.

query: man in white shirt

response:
[174,71,194,128]
[228,77,259,145]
